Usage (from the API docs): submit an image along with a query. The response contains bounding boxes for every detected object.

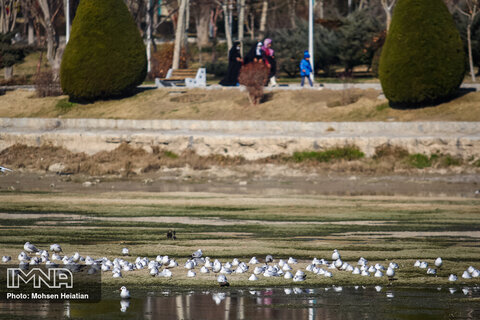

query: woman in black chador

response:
[220,41,243,86]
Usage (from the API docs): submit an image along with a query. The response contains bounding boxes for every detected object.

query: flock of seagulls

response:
[1,244,479,302]
[413,257,479,281]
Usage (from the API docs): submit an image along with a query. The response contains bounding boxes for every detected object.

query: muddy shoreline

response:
[1,170,479,197]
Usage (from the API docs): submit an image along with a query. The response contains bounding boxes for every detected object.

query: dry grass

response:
[1,144,478,178]
[1,88,480,121]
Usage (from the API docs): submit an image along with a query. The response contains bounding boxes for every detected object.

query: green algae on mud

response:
[0,191,479,287]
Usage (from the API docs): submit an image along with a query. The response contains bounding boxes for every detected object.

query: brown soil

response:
[2,88,480,121]
[1,143,478,179]
[0,212,388,226]
[0,143,479,197]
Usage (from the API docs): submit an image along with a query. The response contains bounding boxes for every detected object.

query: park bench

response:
[155,68,206,88]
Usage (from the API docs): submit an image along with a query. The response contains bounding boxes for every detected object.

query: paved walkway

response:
[2,83,480,92]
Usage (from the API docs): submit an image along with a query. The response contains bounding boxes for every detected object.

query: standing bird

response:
[265,255,273,263]
[0,166,13,173]
[119,286,130,299]
[122,248,129,256]
[192,249,203,259]
[217,275,229,287]
[434,257,443,268]
[24,242,39,253]
[2,256,11,263]
[386,267,395,278]
[332,249,341,261]
[50,244,63,253]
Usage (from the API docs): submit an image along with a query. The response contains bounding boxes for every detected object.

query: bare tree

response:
[380,0,396,31]
[456,0,480,82]
[192,0,213,47]
[0,0,19,33]
[216,0,233,50]
[258,0,267,39]
[173,0,187,69]
[238,0,245,42]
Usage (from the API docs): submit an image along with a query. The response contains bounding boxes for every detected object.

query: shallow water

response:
[2,286,479,319]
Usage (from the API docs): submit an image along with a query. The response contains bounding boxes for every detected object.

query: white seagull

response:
[119,286,130,299]
[434,257,443,268]
[192,249,203,258]
[24,242,39,253]
[122,248,129,256]
[0,166,13,173]
[386,267,395,278]
[332,249,341,261]
[2,256,11,263]
[50,244,62,253]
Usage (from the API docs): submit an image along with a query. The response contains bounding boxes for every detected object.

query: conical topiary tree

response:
[379,0,465,107]
[60,0,147,101]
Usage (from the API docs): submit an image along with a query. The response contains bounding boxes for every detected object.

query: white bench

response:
[155,68,206,88]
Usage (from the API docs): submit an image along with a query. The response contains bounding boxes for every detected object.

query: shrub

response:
[60,0,147,101]
[0,33,30,74]
[407,154,431,169]
[150,43,188,79]
[55,98,77,112]
[439,154,462,167]
[35,69,62,97]
[293,146,365,163]
[238,63,269,105]
[379,0,465,107]
[373,144,409,159]
[205,60,228,77]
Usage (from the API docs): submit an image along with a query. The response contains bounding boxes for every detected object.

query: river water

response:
[2,286,479,319]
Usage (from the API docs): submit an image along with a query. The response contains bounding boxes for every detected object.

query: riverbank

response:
[0,191,479,288]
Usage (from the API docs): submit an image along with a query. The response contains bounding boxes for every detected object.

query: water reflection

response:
[1,286,479,319]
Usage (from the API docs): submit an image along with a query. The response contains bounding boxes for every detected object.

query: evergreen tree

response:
[60,0,147,101]
[267,20,339,77]
[337,10,382,74]
[379,0,465,107]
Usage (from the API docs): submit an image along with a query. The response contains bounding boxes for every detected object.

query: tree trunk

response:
[28,19,35,45]
[173,0,187,69]
[288,0,296,27]
[386,9,391,31]
[4,66,13,80]
[195,3,211,47]
[259,0,268,39]
[38,0,57,66]
[467,24,476,82]
[221,1,232,51]
[238,0,245,42]
[249,12,254,40]
[9,1,18,32]
[0,1,6,34]
[146,0,153,73]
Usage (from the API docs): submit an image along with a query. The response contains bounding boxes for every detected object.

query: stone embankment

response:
[0,118,479,160]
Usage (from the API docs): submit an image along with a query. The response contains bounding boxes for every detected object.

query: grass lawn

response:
[1,191,479,288]
[1,87,480,121]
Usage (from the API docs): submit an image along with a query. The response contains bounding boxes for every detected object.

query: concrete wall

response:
[1,118,479,160]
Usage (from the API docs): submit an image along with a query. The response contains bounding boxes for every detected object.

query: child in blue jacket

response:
[300,51,313,87]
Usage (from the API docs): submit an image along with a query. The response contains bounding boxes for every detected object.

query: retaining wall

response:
[1,118,479,160]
